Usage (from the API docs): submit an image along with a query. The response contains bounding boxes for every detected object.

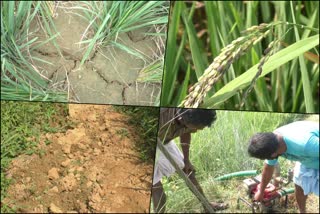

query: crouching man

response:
[247,121,319,213]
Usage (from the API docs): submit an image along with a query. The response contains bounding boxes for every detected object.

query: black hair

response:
[178,109,217,127]
[247,132,279,160]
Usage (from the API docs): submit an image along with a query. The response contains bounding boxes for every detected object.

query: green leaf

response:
[177,63,191,105]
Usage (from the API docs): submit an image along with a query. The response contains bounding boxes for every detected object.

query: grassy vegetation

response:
[113,106,159,162]
[0,101,69,213]
[1,1,67,102]
[162,1,319,113]
[158,110,317,213]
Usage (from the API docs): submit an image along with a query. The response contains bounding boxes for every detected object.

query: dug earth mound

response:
[3,104,153,213]
[31,2,162,105]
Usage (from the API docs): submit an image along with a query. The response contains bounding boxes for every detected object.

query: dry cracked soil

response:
[3,104,154,213]
[30,2,162,106]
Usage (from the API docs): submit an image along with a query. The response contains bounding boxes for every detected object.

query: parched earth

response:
[30,2,163,105]
[3,104,154,213]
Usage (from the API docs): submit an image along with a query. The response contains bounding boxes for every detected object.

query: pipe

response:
[214,170,259,181]
[277,187,295,196]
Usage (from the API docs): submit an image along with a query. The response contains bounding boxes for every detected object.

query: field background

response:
[158,111,319,213]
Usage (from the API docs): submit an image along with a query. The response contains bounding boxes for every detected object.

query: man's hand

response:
[254,189,264,201]
[253,163,274,202]
[183,161,195,175]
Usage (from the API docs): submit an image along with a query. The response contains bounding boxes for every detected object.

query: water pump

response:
[237,168,294,213]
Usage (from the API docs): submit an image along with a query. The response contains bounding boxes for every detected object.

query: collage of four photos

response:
[1,1,319,213]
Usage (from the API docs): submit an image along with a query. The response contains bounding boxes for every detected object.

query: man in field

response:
[152,108,227,213]
[247,121,319,213]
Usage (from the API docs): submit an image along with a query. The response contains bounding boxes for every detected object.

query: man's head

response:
[177,109,217,132]
[247,132,280,160]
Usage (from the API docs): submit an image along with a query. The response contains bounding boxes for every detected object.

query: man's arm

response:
[180,133,194,174]
[254,163,274,201]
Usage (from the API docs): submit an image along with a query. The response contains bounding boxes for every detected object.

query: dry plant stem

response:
[240,39,280,108]
[180,23,272,108]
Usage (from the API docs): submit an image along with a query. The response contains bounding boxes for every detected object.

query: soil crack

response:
[95,67,129,87]
[34,49,60,58]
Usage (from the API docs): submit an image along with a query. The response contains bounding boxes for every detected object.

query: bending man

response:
[248,120,319,213]
[152,108,227,213]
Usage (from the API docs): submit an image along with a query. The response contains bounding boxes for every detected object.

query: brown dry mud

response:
[3,104,154,213]
[31,2,163,105]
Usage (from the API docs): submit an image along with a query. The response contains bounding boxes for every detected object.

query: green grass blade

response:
[182,11,207,78]
[110,41,145,59]
[80,13,111,66]
[161,1,183,105]
[290,1,314,112]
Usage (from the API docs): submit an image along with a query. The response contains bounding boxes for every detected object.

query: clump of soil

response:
[3,104,153,213]
[31,2,162,105]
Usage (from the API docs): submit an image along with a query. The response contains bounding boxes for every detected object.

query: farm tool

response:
[237,168,294,213]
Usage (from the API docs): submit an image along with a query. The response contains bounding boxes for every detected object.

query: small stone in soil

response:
[24,177,31,183]
[61,159,71,167]
[62,144,71,154]
[86,181,93,188]
[49,203,63,213]
[93,148,101,155]
[33,204,45,213]
[49,186,59,194]
[77,143,86,150]
[90,193,102,203]
[48,168,60,180]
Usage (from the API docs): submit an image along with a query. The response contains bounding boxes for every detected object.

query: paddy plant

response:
[162,1,319,113]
